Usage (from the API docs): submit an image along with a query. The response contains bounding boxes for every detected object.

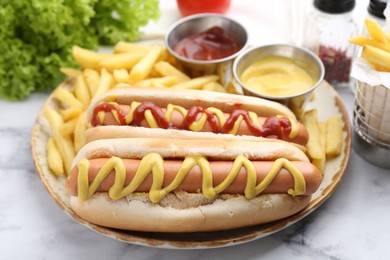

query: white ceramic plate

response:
[31,79,351,249]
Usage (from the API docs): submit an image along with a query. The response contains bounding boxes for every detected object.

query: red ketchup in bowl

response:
[173,26,239,61]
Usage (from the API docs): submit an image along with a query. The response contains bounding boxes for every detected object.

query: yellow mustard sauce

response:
[240,56,314,97]
[76,154,306,203]
[96,101,300,139]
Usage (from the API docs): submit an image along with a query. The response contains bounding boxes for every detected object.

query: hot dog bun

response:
[87,85,297,120]
[68,138,321,232]
[86,86,309,145]
[85,125,307,152]
[72,137,309,166]
[70,192,310,232]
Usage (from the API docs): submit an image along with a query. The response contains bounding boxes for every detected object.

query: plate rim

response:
[30,80,351,249]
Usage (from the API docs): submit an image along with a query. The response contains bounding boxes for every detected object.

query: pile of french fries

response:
[349,18,390,72]
[302,109,343,173]
[45,41,227,176]
[44,41,344,177]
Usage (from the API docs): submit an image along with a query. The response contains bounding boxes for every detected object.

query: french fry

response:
[44,107,75,174]
[147,68,162,78]
[74,74,91,108]
[60,117,78,136]
[83,68,100,97]
[72,46,113,70]
[318,122,327,150]
[113,69,130,83]
[365,18,388,44]
[113,41,151,54]
[150,80,167,88]
[44,106,63,129]
[135,76,179,88]
[350,18,390,73]
[325,116,343,158]
[94,68,115,98]
[154,61,190,81]
[290,95,306,120]
[312,156,326,175]
[171,75,219,90]
[316,121,327,174]
[52,129,74,175]
[225,81,240,94]
[47,137,64,176]
[53,87,84,110]
[129,45,162,82]
[302,109,324,160]
[202,81,227,93]
[349,36,390,52]
[74,111,87,153]
[99,52,144,70]
[60,67,82,78]
[158,47,169,62]
[59,108,82,121]
[362,45,390,72]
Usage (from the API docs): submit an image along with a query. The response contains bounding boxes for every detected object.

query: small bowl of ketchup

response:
[165,13,248,82]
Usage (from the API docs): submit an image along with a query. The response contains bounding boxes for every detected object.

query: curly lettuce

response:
[0,0,160,100]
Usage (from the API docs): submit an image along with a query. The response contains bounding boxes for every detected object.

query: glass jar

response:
[304,0,359,89]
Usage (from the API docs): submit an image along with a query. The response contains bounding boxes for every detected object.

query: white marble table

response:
[2,0,390,259]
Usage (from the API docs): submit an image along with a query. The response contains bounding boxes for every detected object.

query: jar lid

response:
[314,0,355,14]
[368,0,388,19]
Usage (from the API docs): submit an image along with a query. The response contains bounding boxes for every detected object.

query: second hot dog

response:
[67,137,322,232]
[86,86,309,145]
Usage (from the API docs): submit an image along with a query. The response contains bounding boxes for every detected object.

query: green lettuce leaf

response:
[0,0,160,101]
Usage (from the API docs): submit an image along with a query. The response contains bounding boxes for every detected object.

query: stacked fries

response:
[301,109,344,173]
[349,18,390,72]
[45,41,227,176]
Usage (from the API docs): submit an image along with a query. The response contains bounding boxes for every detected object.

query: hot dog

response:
[86,86,309,146]
[67,137,322,232]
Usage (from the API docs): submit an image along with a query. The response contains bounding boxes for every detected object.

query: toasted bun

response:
[70,192,311,232]
[87,86,297,123]
[85,126,307,152]
[72,137,309,168]
[71,127,313,232]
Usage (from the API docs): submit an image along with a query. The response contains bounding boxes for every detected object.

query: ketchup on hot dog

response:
[91,101,294,140]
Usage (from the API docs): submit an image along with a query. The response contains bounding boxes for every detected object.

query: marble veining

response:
[0,127,34,171]
[2,89,390,260]
[2,0,390,259]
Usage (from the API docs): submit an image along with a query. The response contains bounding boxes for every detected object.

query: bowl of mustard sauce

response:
[165,13,248,83]
[233,44,324,110]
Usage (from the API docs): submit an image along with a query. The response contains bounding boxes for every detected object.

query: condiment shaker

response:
[366,0,388,29]
[304,0,358,89]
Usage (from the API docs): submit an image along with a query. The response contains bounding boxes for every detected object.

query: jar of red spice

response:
[304,0,358,88]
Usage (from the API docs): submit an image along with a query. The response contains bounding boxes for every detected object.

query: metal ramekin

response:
[165,13,248,84]
[232,44,325,109]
